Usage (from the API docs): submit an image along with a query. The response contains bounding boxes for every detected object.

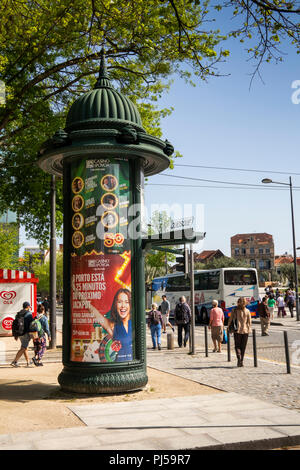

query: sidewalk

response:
[0,325,300,450]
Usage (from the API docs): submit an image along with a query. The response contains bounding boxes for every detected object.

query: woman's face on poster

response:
[116,292,130,320]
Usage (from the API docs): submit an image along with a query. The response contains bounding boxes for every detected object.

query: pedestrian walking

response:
[258,296,271,336]
[267,295,276,320]
[147,303,163,350]
[174,296,191,348]
[267,288,274,299]
[285,289,295,318]
[11,302,33,367]
[228,297,251,367]
[208,300,224,353]
[277,294,286,318]
[42,296,49,316]
[32,304,51,366]
[160,295,174,334]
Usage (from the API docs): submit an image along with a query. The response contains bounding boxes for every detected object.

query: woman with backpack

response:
[147,303,163,350]
[31,304,51,366]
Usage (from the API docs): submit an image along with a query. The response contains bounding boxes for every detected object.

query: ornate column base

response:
[58,365,148,394]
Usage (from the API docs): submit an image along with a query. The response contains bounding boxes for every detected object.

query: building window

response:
[259,248,263,254]
[250,259,256,268]
[235,248,239,255]
[266,248,270,254]
[259,259,264,270]
[250,247,255,254]
[265,260,271,269]
[241,248,246,255]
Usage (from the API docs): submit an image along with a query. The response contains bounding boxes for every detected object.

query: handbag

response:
[228,310,238,333]
[222,328,227,344]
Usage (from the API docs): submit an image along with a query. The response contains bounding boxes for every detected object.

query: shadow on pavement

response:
[0,379,59,403]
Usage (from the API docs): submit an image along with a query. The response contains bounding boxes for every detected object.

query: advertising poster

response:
[70,158,133,363]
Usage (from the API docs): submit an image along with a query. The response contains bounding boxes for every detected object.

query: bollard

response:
[204,325,208,357]
[284,331,291,374]
[227,327,231,362]
[252,328,258,367]
[167,332,174,350]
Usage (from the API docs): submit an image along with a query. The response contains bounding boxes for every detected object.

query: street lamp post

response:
[262,177,299,321]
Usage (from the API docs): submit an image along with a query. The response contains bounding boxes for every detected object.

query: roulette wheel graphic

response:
[115,233,124,245]
[104,235,115,248]
[98,335,122,363]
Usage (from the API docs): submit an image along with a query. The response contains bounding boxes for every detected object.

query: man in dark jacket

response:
[258,296,270,337]
[11,302,33,367]
[174,296,191,348]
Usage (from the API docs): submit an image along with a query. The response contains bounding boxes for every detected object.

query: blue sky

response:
[144,28,300,257]
[21,17,300,257]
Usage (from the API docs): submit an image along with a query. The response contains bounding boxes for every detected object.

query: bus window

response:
[195,272,208,290]
[224,270,257,285]
[195,271,220,290]
[208,271,220,290]
[166,275,190,292]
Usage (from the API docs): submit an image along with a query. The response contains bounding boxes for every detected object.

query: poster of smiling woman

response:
[69,157,133,363]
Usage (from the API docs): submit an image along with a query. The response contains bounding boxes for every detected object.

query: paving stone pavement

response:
[146,345,300,411]
[0,316,299,450]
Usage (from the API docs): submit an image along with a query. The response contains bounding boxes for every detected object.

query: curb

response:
[193,434,300,450]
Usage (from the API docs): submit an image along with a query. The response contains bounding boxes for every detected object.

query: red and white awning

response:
[0,269,38,283]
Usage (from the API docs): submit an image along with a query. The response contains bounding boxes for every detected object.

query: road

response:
[187,321,300,366]
[56,306,300,366]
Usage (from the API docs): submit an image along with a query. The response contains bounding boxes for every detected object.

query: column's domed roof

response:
[65,51,144,132]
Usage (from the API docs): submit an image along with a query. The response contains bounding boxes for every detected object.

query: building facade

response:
[231,233,275,278]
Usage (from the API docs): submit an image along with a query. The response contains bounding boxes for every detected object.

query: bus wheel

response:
[200,307,209,324]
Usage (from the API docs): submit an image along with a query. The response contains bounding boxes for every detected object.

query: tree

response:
[144,210,177,284]
[195,256,251,270]
[172,0,300,82]
[1,1,299,241]
[278,263,300,287]
[0,223,19,269]
[32,252,63,297]
[0,1,229,242]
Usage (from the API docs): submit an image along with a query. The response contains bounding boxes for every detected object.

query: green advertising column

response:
[38,51,173,394]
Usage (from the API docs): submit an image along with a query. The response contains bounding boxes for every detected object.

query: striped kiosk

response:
[0,269,39,336]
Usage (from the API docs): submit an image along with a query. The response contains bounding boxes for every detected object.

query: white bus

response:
[151,267,259,323]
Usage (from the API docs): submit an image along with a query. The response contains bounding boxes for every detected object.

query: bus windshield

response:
[224,270,257,286]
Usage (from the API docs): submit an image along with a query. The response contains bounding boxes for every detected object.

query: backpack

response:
[152,310,160,325]
[29,319,44,338]
[175,303,188,325]
[11,310,26,338]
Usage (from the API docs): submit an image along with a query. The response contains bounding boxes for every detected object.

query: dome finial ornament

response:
[94,48,113,89]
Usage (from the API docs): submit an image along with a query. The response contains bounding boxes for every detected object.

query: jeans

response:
[233,333,248,365]
[288,302,294,317]
[177,323,190,347]
[150,324,161,348]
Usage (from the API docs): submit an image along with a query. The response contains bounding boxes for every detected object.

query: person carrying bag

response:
[228,297,251,367]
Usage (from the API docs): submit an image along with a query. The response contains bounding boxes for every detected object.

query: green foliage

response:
[145,210,177,283]
[0,0,228,242]
[0,223,19,269]
[0,1,299,241]
[278,263,300,286]
[195,256,251,270]
[32,252,63,296]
